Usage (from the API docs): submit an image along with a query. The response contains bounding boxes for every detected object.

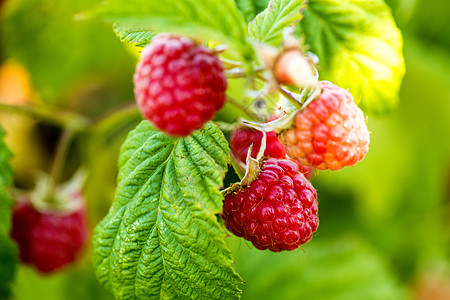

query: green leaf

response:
[93,121,242,299]
[94,0,254,60]
[298,0,405,114]
[0,126,17,300]
[0,126,13,235]
[113,24,157,48]
[0,236,17,300]
[249,0,308,46]
[1,0,134,105]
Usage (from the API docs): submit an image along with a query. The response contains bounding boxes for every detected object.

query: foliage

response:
[93,121,241,299]
[1,0,134,106]
[231,235,408,300]
[0,126,16,300]
[297,0,405,114]
[2,0,450,299]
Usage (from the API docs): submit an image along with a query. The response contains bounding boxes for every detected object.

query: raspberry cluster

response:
[282,81,370,170]
[134,34,227,137]
[11,199,87,273]
[221,158,318,252]
[132,34,371,253]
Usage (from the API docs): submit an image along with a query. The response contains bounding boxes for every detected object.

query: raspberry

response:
[10,197,87,273]
[230,128,285,164]
[281,81,370,171]
[221,158,319,252]
[230,128,314,179]
[134,34,227,136]
[274,49,317,88]
[291,159,315,180]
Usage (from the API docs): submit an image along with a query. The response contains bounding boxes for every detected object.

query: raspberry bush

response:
[0,0,409,299]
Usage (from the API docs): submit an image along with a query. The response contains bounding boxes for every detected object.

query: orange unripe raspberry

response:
[281,81,370,171]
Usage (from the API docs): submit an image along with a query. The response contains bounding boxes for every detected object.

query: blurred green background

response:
[1,0,449,299]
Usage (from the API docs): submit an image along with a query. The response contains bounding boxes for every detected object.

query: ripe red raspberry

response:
[134,34,227,136]
[230,128,314,179]
[230,128,285,164]
[291,159,315,180]
[281,81,370,171]
[221,158,319,252]
[10,197,87,273]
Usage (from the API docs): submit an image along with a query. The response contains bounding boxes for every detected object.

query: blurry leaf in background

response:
[234,0,271,21]
[297,0,405,115]
[80,105,141,225]
[0,235,16,300]
[234,0,257,22]
[13,262,113,300]
[386,0,450,49]
[0,62,50,185]
[0,125,17,300]
[312,33,450,283]
[1,0,135,108]
[93,0,254,61]
[0,126,13,233]
[229,235,408,300]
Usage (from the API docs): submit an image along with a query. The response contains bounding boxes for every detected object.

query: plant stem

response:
[49,129,74,188]
[0,102,90,131]
[277,86,302,109]
[213,121,238,132]
[225,68,246,78]
[225,66,265,78]
[220,57,242,68]
[226,96,259,121]
[91,102,141,137]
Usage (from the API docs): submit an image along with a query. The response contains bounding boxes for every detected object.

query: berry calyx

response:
[230,128,285,164]
[230,127,314,179]
[281,81,370,171]
[221,158,319,252]
[134,34,227,137]
[10,196,87,273]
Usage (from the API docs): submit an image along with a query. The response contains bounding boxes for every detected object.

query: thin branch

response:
[277,86,302,109]
[226,95,259,121]
[0,101,90,131]
[50,129,74,187]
